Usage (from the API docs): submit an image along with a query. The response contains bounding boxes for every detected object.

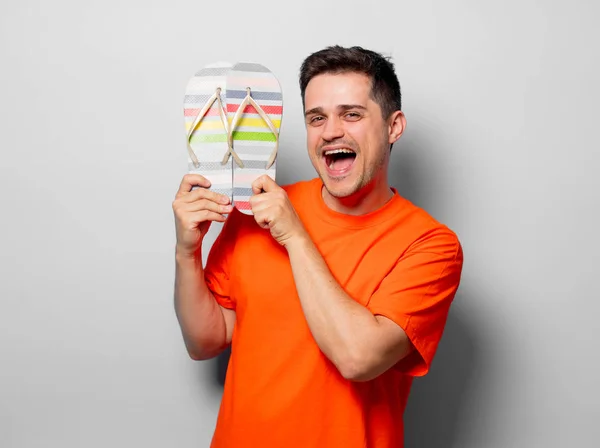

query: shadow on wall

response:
[392,137,483,448]
[403,302,479,448]
[215,346,230,387]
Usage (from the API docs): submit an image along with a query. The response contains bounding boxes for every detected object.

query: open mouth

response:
[323,148,357,174]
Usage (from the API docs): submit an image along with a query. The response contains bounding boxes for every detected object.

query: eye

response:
[344,112,361,120]
[308,115,325,125]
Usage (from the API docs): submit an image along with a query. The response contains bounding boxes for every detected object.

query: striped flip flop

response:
[183,62,236,200]
[224,62,283,214]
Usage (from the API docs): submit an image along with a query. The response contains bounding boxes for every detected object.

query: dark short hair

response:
[299,45,402,119]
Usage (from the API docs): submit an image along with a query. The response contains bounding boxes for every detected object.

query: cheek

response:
[306,129,321,150]
[346,119,371,140]
[361,128,387,154]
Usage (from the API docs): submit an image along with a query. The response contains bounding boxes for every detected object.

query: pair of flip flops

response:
[183,62,283,215]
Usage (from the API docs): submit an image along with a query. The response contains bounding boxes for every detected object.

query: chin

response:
[321,176,361,199]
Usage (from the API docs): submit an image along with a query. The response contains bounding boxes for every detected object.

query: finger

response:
[177,174,211,195]
[251,175,278,194]
[189,210,228,224]
[251,178,263,195]
[249,191,272,212]
[252,210,271,230]
[181,187,231,205]
[182,199,234,215]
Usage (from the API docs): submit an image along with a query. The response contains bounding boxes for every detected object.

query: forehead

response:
[304,72,374,110]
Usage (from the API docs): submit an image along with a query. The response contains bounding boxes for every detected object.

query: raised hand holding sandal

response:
[226,62,283,215]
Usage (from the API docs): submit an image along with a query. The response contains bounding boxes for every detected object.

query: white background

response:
[1,0,598,447]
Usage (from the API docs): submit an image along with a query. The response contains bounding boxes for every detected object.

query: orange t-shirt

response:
[204,178,463,448]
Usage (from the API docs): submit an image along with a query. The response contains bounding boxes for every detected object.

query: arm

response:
[285,236,412,381]
[174,250,235,360]
[172,174,236,360]
[249,176,411,380]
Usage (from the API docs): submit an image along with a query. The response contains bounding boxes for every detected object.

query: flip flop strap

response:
[187,88,230,168]
[225,88,279,170]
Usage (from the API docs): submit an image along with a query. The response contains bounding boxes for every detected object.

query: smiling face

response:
[304,72,405,206]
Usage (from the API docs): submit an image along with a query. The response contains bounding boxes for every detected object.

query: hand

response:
[172,174,233,257]
[250,175,307,247]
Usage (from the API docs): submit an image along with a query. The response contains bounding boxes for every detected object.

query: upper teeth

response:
[324,149,354,155]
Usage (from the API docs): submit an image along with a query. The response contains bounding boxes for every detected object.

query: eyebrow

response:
[304,104,367,117]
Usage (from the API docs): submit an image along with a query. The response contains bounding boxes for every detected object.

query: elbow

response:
[335,349,376,382]
[187,349,211,361]
[184,339,226,361]
[338,364,376,382]
[336,346,413,382]
[338,365,365,382]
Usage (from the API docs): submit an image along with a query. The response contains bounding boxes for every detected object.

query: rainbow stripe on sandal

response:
[225,62,283,214]
[184,62,233,200]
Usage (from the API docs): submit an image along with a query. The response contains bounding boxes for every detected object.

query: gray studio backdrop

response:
[1,1,598,447]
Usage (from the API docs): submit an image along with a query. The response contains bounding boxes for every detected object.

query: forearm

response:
[174,250,228,360]
[285,236,382,379]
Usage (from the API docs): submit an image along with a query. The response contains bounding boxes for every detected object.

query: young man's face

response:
[304,72,400,200]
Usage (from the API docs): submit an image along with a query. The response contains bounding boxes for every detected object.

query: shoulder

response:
[392,194,462,257]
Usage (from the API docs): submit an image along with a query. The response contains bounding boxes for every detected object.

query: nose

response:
[321,116,344,142]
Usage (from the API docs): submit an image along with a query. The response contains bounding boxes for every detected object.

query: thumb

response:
[252,180,264,195]
[252,175,275,195]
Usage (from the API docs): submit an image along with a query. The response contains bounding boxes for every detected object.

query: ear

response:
[388,111,406,144]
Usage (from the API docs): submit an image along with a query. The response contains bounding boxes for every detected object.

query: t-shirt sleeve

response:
[204,212,238,310]
[366,229,464,376]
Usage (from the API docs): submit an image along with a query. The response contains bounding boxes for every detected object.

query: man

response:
[172,46,463,447]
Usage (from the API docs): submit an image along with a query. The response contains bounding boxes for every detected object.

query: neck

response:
[322,175,393,216]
